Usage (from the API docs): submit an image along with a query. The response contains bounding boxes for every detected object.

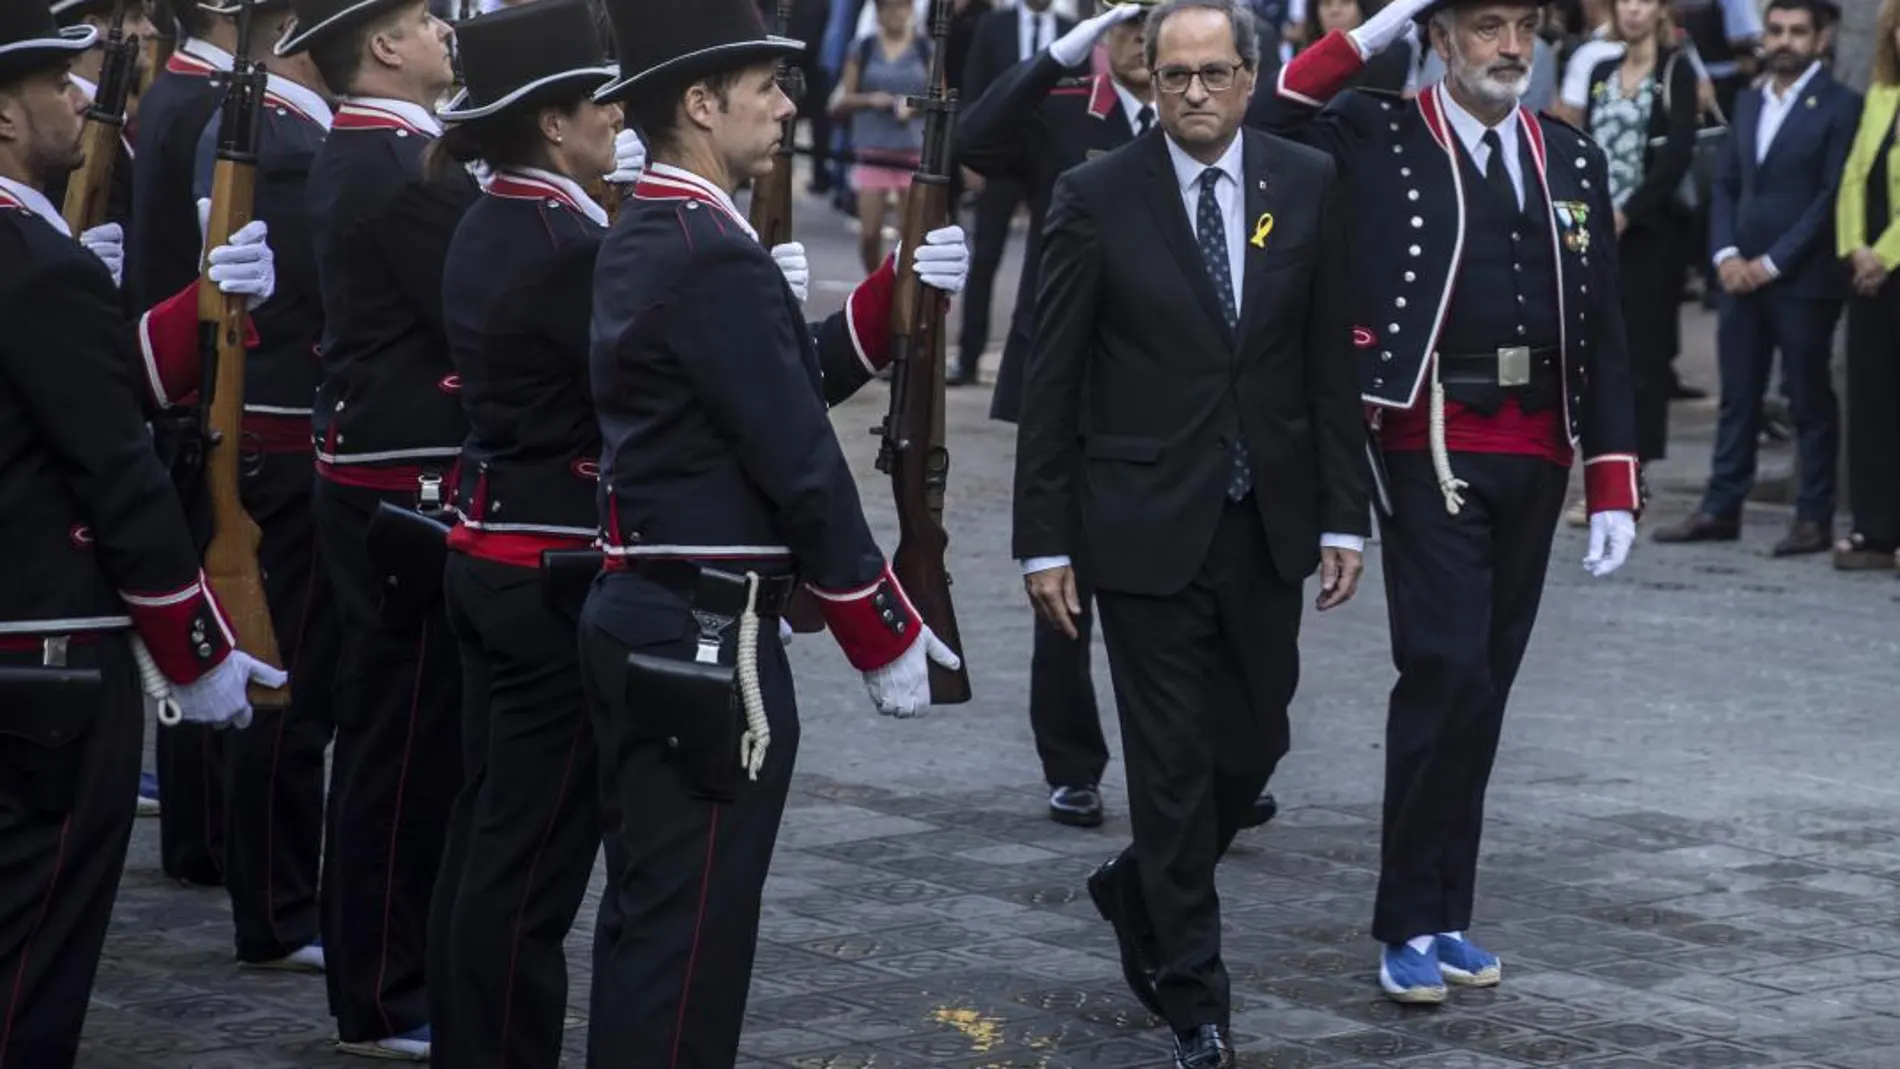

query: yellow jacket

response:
[1837,83,1900,270]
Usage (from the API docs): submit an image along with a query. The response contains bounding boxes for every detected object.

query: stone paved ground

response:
[84,190,1900,1068]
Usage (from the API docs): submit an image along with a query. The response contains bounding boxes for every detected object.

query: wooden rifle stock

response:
[873,1,969,704]
[139,33,172,97]
[62,0,137,233]
[197,4,285,708]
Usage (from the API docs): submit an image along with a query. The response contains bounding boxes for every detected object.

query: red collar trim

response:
[1087,73,1117,120]
[165,50,217,77]
[264,91,319,128]
[1419,86,1547,177]
[0,189,21,211]
[632,171,748,231]
[333,102,432,136]
[488,171,588,216]
[1517,107,1547,173]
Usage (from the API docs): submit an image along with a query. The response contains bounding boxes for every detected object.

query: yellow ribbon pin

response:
[1250,213,1275,249]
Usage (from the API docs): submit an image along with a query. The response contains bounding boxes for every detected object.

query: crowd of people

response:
[0,0,1895,1067]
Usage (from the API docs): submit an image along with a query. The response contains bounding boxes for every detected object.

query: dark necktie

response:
[1480,129,1518,211]
[1031,16,1046,58]
[1195,168,1251,500]
[1135,104,1154,137]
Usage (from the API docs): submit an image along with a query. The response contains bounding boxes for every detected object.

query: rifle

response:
[872,0,969,704]
[62,0,138,233]
[196,0,286,708]
[139,5,174,98]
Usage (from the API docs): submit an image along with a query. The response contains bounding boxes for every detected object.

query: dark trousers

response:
[0,635,141,1069]
[156,706,225,885]
[223,451,337,963]
[1620,219,1682,461]
[1373,451,1567,944]
[1702,291,1843,523]
[579,572,798,1069]
[430,553,599,1069]
[957,177,1023,374]
[1093,500,1301,1032]
[1029,570,1106,790]
[312,477,463,1042]
[1845,274,1900,549]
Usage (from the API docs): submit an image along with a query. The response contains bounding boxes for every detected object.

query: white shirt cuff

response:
[1021,555,1071,576]
[1320,533,1365,553]
[1760,255,1780,278]
[1713,246,1741,268]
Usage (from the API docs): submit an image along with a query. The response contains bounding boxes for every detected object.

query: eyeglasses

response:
[1154,61,1249,94]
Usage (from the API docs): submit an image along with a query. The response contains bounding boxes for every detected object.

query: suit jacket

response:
[128,48,225,315]
[1012,129,1370,596]
[1710,66,1861,300]
[1252,31,1641,512]
[961,6,1074,107]
[956,53,1138,422]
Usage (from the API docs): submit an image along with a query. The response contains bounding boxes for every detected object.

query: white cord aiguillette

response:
[735,573,770,781]
[130,635,184,726]
[1428,359,1469,515]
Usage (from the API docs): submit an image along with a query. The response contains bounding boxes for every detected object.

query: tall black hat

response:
[199,1,299,16]
[593,0,802,104]
[273,0,412,56]
[48,0,113,28]
[1411,0,1540,24]
[439,0,614,122]
[0,5,96,85]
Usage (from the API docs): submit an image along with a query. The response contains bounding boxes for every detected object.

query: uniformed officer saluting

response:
[1252,0,1641,1003]
[0,7,281,1065]
[583,0,971,1063]
[274,0,469,1058]
[420,3,640,1066]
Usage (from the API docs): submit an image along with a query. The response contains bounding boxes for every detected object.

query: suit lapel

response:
[1238,131,1272,346]
[1758,69,1830,174]
[1142,136,1233,344]
[1736,90,1761,178]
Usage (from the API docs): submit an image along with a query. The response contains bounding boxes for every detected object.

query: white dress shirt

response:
[267,73,336,130]
[1018,5,1059,62]
[1438,85,1524,209]
[0,175,72,237]
[177,37,235,72]
[1711,61,1822,277]
[1111,80,1154,138]
[1020,131,1364,575]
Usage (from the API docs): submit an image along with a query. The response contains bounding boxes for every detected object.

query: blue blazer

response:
[1709,67,1862,300]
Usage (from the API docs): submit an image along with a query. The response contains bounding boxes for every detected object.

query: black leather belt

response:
[624,560,799,618]
[1439,346,1559,387]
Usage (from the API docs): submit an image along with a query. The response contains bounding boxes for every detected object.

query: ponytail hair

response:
[424,96,587,183]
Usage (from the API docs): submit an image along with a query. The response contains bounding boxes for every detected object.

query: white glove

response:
[168,651,287,731]
[778,618,794,645]
[604,127,647,185]
[1049,3,1145,67]
[1349,0,1432,57]
[862,626,962,719]
[1583,509,1637,578]
[80,223,124,289]
[771,241,810,303]
[207,219,276,310]
[900,224,970,295]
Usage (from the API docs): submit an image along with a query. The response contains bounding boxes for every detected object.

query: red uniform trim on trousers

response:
[670,807,721,1069]
[0,818,70,1066]
[372,621,432,1039]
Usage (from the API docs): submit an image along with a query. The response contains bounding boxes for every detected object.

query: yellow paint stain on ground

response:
[931,1006,1005,1053]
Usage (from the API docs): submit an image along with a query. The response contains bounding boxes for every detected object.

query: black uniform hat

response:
[199,1,298,15]
[593,0,802,104]
[273,0,412,56]
[49,0,115,28]
[0,5,97,85]
[1411,0,1540,24]
[439,0,614,122]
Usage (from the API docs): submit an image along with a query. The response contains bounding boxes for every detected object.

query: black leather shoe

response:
[1172,1024,1235,1069]
[1238,790,1278,829]
[1651,512,1740,543]
[1085,856,1164,1018]
[1049,784,1105,828]
[1772,519,1832,557]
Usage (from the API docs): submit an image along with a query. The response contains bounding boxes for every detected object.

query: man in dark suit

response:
[1653,0,1859,556]
[962,0,1278,833]
[1014,2,1368,1063]
[955,0,1070,384]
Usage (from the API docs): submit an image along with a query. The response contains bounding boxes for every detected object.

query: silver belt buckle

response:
[1497,346,1532,388]
[43,636,69,667]
[417,472,444,511]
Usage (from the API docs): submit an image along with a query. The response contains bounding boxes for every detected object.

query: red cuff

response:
[120,571,236,685]
[1583,454,1641,515]
[812,563,921,671]
[1277,29,1364,107]
[137,282,262,407]
[843,256,898,373]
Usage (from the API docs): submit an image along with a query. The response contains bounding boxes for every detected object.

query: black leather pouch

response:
[0,666,103,816]
[624,650,744,803]
[367,502,452,622]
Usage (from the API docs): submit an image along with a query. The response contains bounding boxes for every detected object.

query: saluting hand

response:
[1049,4,1145,68]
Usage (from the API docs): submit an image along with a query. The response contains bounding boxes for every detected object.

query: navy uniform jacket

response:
[0,183,234,685]
[137,78,331,461]
[590,165,916,670]
[1709,66,1860,301]
[442,168,606,565]
[1250,31,1641,513]
[129,42,227,315]
[955,53,1139,423]
[307,99,477,483]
